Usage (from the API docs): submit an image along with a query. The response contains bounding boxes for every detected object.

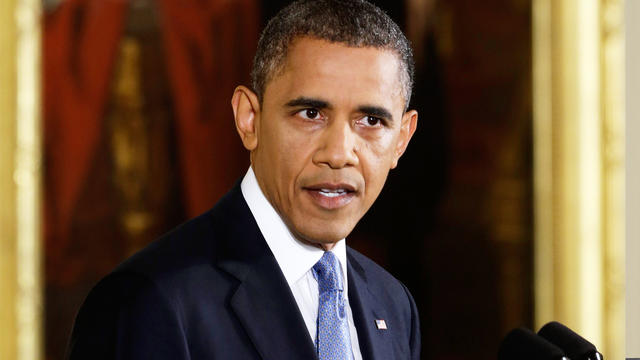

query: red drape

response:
[44,0,127,275]
[44,0,258,281]
[157,0,258,217]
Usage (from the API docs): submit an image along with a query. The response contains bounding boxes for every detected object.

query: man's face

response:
[233,37,417,249]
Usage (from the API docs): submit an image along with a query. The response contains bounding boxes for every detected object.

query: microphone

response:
[498,327,569,360]
[538,321,604,360]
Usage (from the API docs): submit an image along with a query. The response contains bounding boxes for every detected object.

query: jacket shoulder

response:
[347,246,421,359]
[347,246,418,316]
[113,183,250,282]
[114,208,217,279]
[347,246,407,292]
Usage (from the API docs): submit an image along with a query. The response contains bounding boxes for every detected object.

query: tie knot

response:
[313,251,344,293]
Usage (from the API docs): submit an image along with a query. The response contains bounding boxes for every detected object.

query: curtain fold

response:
[157,0,258,217]
[44,0,127,277]
[44,0,259,282]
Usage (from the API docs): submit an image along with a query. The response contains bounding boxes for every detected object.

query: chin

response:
[295,222,354,246]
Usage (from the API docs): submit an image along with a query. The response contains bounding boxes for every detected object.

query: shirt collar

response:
[240,167,349,290]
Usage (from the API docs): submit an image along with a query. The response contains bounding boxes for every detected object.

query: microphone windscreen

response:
[538,321,597,359]
[498,327,566,360]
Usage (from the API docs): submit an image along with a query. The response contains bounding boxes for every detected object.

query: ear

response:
[391,109,418,169]
[231,85,261,151]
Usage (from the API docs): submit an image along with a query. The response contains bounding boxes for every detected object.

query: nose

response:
[313,120,359,169]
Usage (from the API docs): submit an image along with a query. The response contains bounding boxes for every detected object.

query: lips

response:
[303,183,357,210]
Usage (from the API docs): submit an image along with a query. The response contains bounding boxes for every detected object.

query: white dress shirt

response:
[241,167,363,360]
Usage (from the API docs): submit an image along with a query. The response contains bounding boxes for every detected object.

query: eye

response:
[357,115,384,128]
[297,108,322,120]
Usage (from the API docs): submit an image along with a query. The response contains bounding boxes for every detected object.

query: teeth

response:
[318,189,347,197]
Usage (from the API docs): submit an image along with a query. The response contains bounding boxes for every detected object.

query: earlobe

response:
[231,86,261,151]
[391,110,418,169]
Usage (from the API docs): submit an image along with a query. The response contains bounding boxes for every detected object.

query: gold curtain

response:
[533,0,624,359]
[0,0,42,359]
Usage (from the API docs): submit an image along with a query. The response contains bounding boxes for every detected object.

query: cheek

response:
[359,132,398,192]
[361,131,398,166]
[261,118,296,161]
[278,127,314,168]
[264,122,316,187]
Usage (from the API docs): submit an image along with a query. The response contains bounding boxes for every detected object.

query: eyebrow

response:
[358,105,394,122]
[285,97,331,110]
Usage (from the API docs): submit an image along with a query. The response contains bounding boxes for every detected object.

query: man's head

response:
[232,0,418,250]
[251,0,414,110]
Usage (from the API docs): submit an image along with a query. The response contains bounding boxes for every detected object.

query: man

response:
[67,0,420,359]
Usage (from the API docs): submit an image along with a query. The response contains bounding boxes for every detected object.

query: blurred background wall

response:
[627,0,640,357]
[0,0,629,359]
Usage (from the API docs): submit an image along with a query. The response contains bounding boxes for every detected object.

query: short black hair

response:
[251,0,414,110]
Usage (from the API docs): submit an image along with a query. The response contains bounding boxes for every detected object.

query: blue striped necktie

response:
[312,251,353,360]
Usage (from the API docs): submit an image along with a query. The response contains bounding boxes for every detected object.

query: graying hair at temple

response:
[250,0,415,110]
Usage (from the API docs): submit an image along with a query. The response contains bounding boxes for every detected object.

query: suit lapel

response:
[224,254,317,360]
[213,185,317,360]
[347,250,394,360]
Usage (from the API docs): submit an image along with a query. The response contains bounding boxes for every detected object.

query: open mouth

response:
[303,183,357,210]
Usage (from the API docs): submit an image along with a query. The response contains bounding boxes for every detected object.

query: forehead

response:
[264,37,405,113]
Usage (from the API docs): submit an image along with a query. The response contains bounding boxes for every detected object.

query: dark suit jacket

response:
[67,184,420,359]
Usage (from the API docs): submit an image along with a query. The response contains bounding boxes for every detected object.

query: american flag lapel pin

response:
[375,319,387,330]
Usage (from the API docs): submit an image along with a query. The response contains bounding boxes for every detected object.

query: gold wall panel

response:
[533,0,624,359]
[0,0,42,359]
[625,0,640,356]
[0,0,19,358]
